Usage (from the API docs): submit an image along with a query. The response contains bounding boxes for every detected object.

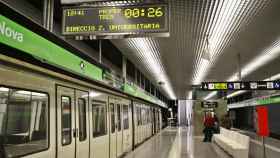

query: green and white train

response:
[0,55,162,158]
[0,3,164,158]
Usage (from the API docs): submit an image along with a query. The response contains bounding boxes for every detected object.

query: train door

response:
[153,108,156,134]
[143,107,147,139]
[150,108,153,136]
[135,105,140,144]
[56,86,90,158]
[57,86,75,158]
[75,90,90,158]
[148,108,152,137]
[151,108,154,135]
[122,104,129,152]
[155,110,159,133]
[133,104,138,145]
[91,99,109,158]
[139,105,143,142]
[116,102,123,157]
[141,104,145,143]
[122,102,133,152]
[159,110,162,130]
[158,110,160,132]
[109,98,117,158]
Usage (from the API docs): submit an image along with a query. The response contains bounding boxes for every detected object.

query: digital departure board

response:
[201,81,280,91]
[62,3,169,37]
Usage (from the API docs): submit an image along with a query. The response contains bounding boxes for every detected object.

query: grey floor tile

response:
[124,127,218,158]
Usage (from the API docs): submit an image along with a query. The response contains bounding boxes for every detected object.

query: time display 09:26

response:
[124,7,164,18]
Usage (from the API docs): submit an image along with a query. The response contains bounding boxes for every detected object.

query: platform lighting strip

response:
[228,38,280,81]
[226,90,246,99]
[204,37,280,100]
[127,38,176,100]
[211,38,280,99]
[192,0,270,85]
[203,91,217,100]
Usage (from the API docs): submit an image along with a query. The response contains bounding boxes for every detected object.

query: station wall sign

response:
[201,101,218,108]
[201,81,280,91]
[62,3,169,37]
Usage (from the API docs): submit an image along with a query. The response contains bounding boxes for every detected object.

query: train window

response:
[110,103,115,133]
[117,104,121,131]
[137,107,141,126]
[61,96,72,146]
[92,102,107,137]
[145,109,148,124]
[123,105,129,130]
[0,87,49,157]
[141,108,146,125]
[78,98,87,141]
[147,109,150,124]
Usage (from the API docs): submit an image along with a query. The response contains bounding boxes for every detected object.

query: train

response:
[0,53,163,158]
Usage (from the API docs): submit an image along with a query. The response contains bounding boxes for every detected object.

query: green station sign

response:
[0,14,103,81]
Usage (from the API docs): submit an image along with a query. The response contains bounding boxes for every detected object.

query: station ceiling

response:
[112,0,280,100]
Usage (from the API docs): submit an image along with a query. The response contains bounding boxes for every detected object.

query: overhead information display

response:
[62,3,169,36]
[201,81,280,91]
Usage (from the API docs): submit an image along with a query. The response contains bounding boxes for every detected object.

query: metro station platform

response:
[124,127,218,158]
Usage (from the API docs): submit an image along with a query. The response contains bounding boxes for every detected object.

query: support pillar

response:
[99,40,102,63]
[43,0,54,32]
[237,53,242,80]
[122,56,127,83]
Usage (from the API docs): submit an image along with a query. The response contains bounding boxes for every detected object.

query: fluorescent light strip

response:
[127,38,176,100]
[265,73,280,81]
[206,38,280,100]
[204,91,217,100]
[226,90,246,98]
[193,0,249,84]
[192,0,269,85]
[228,39,280,81]
[225,39,280,98]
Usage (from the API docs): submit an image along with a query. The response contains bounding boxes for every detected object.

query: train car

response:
[0,54,163,158]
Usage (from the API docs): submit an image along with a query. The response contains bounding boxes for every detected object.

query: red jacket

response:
[204,116,215,127]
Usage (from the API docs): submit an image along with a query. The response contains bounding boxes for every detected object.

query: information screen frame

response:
[62,3,170,37]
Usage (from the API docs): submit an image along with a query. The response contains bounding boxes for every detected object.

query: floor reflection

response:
[124,126,218,158]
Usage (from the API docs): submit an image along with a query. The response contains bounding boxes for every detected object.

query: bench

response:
[213,128,250,158]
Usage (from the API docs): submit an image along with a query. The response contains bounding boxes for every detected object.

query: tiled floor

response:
[124,127,218,158]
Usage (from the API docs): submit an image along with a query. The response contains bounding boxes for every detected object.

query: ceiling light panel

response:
[111,0,272,99]
[192,0,270,85]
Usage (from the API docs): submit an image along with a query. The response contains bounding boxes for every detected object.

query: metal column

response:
[43,0,54,32]
[122,56,127,83]
[237,53,242,80]
[99,40,102,63]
